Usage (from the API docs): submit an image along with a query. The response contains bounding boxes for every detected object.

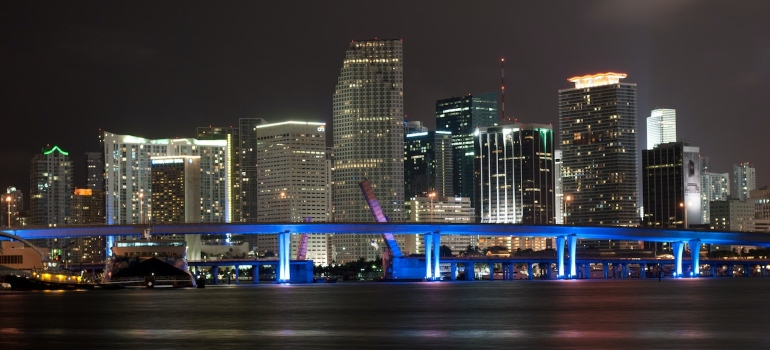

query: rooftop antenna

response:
[501,58,505,123]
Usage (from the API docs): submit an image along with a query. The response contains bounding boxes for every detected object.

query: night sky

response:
[2,1,768,199]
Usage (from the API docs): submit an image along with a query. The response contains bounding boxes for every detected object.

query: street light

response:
[428,192,437,223]
[680,202,688,229]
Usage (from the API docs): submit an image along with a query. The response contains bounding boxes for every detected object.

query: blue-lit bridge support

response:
[556,235,578,279]
[423,232,441,280]
[424,233,433,280]
[568,235,577,278]
[278,231,291,282]
[673,241,685,277]
[433,233,441,280]
[556,236,565,278]
[689,239,701,277]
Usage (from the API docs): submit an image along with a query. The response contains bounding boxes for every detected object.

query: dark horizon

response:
[2,1,769,199]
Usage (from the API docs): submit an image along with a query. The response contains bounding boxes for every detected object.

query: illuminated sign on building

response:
[568,72,628,89]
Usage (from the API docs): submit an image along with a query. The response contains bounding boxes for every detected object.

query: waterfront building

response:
[404,130,453,200]
[554,150,564,224]
[733,162,756,202]
[239,118,268,223]
[150,155,202,260]
[750,186,770,220]
[646,109,677,149]
[409,196,475,256]
[710,199,755,232]
[254,121,330,265]
[701,172,730,225]
[103,132,228,226]
[68,188,106,263]
[559,72,638,227]
[331,38,406,264]
[196,125,241,223]
[642,142,702,228]
[436,93,498,215]
[4,187,23,228]
[30,145,73,226]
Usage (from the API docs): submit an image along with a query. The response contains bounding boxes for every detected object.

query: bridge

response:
[4,223,770,282]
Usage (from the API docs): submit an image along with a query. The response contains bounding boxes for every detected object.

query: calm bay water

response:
[2,279,769,349]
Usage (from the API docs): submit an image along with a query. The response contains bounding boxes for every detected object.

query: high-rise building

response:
[85,152,104,191]
[404,130,453,200]
[239,118,267,223]
[559,72,638,227]
[404,121,428,134]
[409,196,475,256]
[554,150,564,224]
[701,172,730,224]
[710,199,755,232]
[646,108,677,149]
[475,123,555,224]
[254,121,330,265]
[103,132,228,225]
[642,142,702,228]
[331,38,406,263]
[436,93,498,210]
[69,188,106,263]
[4,187,23,228]
[733,162,756,201]
[30,145,73,226]
[197,125,241,223]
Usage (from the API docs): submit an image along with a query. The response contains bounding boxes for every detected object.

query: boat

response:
[104,235,196,288]
[2,269,120,291]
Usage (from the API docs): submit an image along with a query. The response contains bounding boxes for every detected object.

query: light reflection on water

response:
[2,279,770,349]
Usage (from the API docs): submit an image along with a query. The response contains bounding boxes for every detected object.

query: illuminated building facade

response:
[554,150,564,224]
[332,38,405,263]
[239,118,267,223]
[646,108,677,149]
[254,121,330,265]
[559,73,638,227]
[404,130,453,199]
[409,196,475,256]
[436,93,498,212]
[69,188,106,263]
[196,125,241,223]
[733,162,756,202]
[30,145,73,226]
[642,142,702,228]
[701,172,730,224]
[103,132,228,226]
[4,187,23,228]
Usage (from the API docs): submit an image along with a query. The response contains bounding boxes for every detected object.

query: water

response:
[2,279,769,349]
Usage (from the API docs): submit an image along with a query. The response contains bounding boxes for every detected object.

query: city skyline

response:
[2,1,769,196]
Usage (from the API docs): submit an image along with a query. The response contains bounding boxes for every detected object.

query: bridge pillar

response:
[488,263,495,281]
[672,241,685,277]
[433,232,441,280]
[450,262,457,281]
[234,265,240,285]
[556,236,566,278]
[689,239,701,277]
[584,263,591,279]
[621,264,628,279]
[568,235,577,278]
[212,266,219,285]
[641,263,647,279]
[603,263,608,279]
[252,265,259,284]
[527,262,533,280]
[466,262,475,281]
[424,233,433,280]
[278,231,291,282]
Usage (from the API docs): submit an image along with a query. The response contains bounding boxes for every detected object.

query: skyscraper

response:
[332,38,405,263]
[559,73,638,227]
[701,172,730,224]
[733,162,756,201]
[30,145,73,226]
[436,93,498,211]
[69,188,106,263]
[239,118,267,223]
[254,121,330,265]
[197,125,241,223]
[475,123,555,224]
[404,130,453,199]
[642,142,702,228]
[646,108,677,149]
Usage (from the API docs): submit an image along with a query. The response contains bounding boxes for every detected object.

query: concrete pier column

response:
[424,233,433,280]
[568,235,578,278]
[621,264,628,279]
[466,262,475,281]
[672,241,685,277]
[212,266,220,285]
[450,262,457,281]
[252,265,259,284]
[603,263,609,279]
[641,263,647,279]
[689,239,701,277]
[433,232,441,280]
[234,265,240,285]
[488,263,495,281]
[278,231,291,282]
[527,262,534,280]
[584,263,591,279]
[556,236,566,278]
